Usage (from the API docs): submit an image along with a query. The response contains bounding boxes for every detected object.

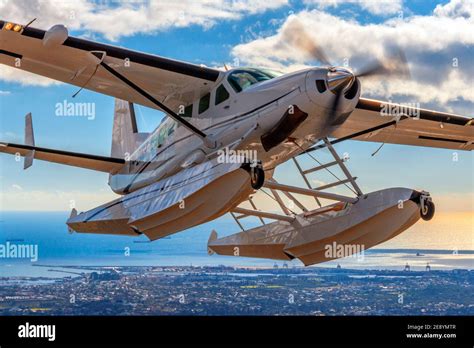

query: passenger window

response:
[168,123,176,136]
[199,93,210,114]
[183,104,193,118]
[215,84,230,105]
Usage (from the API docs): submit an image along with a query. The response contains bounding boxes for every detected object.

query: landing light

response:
[3,22,23,32]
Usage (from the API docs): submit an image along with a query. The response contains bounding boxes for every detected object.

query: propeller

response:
[281,19,332,66]
[326,68,352,120]
[281,19,410,117]
[354,47,411,79]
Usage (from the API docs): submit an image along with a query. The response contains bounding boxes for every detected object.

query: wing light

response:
[3,22,23,33]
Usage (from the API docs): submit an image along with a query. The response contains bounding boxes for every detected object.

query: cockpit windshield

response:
[227,68,284,93]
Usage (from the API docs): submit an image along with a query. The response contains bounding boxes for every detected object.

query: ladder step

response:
[232,207,294,222]
[314,177,357,191]
[235,214,249,220]
[302,159,345,175]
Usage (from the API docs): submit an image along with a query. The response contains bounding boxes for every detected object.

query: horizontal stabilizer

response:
[68,208,78,233]
[207,230,218,255]
[0,142,125,173]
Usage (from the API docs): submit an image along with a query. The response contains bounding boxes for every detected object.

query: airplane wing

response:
[0,142,125,173]
[329,98,474,151]
[0,20,222,111]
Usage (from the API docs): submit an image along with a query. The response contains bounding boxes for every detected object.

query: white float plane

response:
[1,20,472,265]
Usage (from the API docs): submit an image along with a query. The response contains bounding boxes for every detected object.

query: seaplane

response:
[0,19,472,265]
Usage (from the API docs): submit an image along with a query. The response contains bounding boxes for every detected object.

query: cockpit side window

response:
[227,69,283,93]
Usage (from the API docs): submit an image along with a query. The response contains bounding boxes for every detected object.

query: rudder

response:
[111,99,149,158]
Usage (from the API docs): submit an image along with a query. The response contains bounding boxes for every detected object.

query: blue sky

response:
[0,0,472,212]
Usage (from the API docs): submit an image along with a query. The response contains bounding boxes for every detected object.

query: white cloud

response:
[0,90,11,95]
[1,0,472,109]
[304,0,403,15]
[434,0,474,19]
[0,0,288,86]
[0,0,289,41]
[311,178,327,187]
[0,131,19,141]
[361,69,473,106]
[231,2,474,109]
[0,65,62,87]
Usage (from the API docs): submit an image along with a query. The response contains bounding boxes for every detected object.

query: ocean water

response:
[0,211,472,277]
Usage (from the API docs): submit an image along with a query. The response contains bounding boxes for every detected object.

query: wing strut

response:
[98,60,215,147]
[304,119,405,153]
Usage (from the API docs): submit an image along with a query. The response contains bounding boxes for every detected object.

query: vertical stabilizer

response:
[111,99,149,158]
[24,113,35,170]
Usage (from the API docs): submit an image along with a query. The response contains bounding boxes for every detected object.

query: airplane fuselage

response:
[108,67,361,194]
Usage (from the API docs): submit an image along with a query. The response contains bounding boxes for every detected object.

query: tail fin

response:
[24,113,35,170]
[111,99,149,158]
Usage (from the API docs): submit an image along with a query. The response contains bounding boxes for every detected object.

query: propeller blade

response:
[356,47,410,79]
[328,88,344,121]
[281,19,332,66]
[326,68,355,121]
[355,60,388,78]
